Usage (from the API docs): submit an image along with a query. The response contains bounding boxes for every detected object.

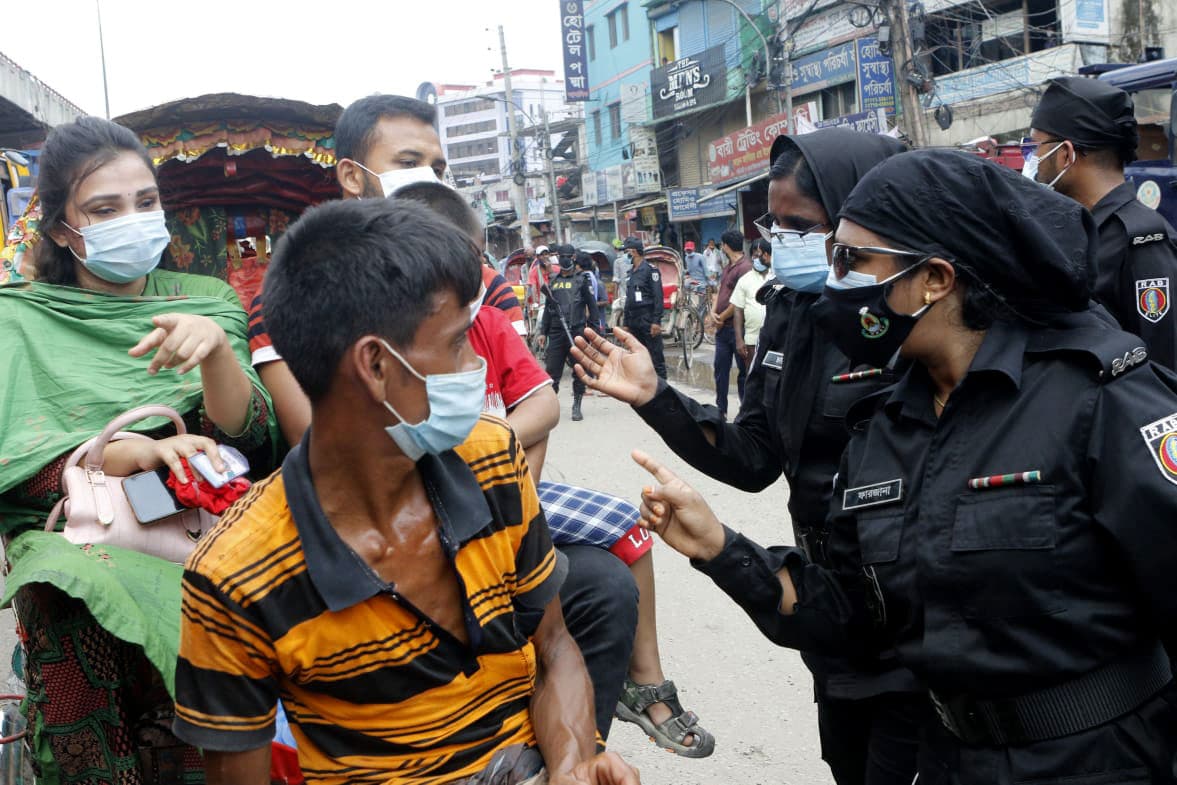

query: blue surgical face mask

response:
[66,210,170,284]
[753,258,770,273]
[771,229,833,293]
[380,340,487,461]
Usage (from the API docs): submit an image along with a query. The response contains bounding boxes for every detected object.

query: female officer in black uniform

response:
[627,149,1177,784]
[572,130,923,785]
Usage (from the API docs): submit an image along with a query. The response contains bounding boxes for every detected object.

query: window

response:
[446,138,500,160]
[450,158,502,180]
[587,25,596,60]
[924,0,1059,77]
[592,110,603,145]
[620,4,629,41]
[605,4,628,48]
[657,27,677,64]
[446,119,497,137]
[495,189,510,202]
[607,9,618,47]
[820,82,858,120]
[444,98,496,117]
[608,103,622,140]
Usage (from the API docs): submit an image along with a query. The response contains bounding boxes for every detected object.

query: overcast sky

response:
[6,0,567,118]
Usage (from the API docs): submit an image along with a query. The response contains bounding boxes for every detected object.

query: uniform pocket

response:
[856,511,904,565]
[948,486,1063,618]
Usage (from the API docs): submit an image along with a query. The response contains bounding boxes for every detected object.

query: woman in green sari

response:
[0,117,278,784]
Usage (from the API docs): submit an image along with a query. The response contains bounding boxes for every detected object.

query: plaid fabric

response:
[538,482,640,548]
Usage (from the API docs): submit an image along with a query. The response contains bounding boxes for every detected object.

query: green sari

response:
[0,272,279,784]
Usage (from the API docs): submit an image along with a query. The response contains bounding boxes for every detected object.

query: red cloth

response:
[166,457,251,515]
[607,524,655,566]
[468,306,552,418]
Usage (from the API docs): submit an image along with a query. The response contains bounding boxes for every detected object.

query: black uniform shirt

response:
[634,286,895,530]
[623,259,663,324]
[697,315,1177,701]
[1090,181,1177,370]
[542,270,599,334]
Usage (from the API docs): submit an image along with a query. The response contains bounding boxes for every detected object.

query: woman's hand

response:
[129,313,230,375]
[632,449,726,562]
[571,327,660,406]
[102,435,225,483]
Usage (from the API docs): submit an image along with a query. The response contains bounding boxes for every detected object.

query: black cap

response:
[621,236,644,253]
[1031,77,1138,162]
[555,243,577,257]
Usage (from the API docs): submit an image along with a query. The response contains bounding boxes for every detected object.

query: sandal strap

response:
[657,710,700,741]
[623,679,680,714]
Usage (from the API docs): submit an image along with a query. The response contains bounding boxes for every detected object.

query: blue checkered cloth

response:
[538,481,640,548]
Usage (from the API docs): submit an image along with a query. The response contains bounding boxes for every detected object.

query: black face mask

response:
[559,256,575,271]
[812,263,931,369]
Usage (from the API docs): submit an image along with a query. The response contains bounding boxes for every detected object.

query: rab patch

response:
[1136,278,1169,323]
[858,306,889,339]
[1140,412,1177,486]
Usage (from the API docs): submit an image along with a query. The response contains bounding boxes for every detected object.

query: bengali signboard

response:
[651,45,728,120]
[856,36,896,115]
[791,41,857,96]
[630,126,662,194]
[605,165,624,203]
[706,113,792,185]
[815,108,887,133]
[581,167,599,205]
[667,186,734,223]
[560,0,590,101]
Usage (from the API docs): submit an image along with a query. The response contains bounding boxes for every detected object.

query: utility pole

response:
[499,25,530,248]
[887,0,929,147]
[96,0,111,119]
[541,107,563,240]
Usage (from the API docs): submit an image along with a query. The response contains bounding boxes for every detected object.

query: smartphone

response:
[123,468,185,525]
[189,446,250,488]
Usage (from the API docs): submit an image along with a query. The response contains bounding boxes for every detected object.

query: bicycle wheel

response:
[681,311,701,369]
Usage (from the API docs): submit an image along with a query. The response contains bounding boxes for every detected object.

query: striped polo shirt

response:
[173,415,567,784]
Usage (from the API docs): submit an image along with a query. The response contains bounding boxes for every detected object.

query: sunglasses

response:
[754,212,828,243]
[1020,136,1064,161]
[829,243,931,280]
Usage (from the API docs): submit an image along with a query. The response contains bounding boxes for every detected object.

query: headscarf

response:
[839,149,1096,317]
[770,129,907,219]
[1031,76,1138,162]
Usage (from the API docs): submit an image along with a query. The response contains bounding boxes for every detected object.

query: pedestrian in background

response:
[622,237,666,379]
[702,238,722,286]
[683,240,706,283]
[1028,76,1177,369]
[538,245,600,422]
[710,230,752,419]
[731,238,772,365]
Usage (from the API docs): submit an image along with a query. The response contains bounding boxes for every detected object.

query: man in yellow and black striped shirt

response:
[173,198,637,785]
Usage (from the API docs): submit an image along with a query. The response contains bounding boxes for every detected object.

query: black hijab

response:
[770,128,908,219]
[839,149,1097,318]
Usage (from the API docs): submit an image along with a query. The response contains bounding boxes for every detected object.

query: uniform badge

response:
[651,272,660,281]
[858,307,889,338]
[1140,411,1177,486]
[1136,278,1169,323]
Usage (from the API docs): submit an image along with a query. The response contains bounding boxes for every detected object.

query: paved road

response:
[545,380,834,785]
[0,377,834,785]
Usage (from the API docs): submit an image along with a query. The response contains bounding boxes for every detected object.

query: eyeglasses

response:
[754,212,828,243]
[829,243,930,280]
[1020,136,1064,161]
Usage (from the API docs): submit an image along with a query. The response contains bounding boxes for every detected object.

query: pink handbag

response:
[43,405,218,563]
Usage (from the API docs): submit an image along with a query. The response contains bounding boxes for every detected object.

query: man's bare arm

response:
[258,360,311,446]
[204,747,271,785]
[530,597,596,778]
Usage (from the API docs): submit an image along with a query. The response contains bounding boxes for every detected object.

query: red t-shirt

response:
[249,294,550,417]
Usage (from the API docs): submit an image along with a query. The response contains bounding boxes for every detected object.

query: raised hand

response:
[571,327,659,406]
[632,449,726,562]
[129,313,230,375]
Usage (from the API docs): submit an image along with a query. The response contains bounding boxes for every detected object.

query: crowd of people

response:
[0,72,1174,785]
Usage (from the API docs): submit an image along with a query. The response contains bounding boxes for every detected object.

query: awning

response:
[696,171,771,204]
[619,196,668,211]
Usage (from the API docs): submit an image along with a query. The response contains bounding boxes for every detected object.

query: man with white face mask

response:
[1029,76,1177,369]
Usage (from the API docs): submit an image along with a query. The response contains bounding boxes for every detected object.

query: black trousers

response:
[627,315,667,379]
[818,692,924,785]
[557,545,639,740]
[713,325,747,418]
[544,329,585,396]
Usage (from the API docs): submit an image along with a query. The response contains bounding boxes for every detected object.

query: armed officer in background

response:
[1029,76,1177,369]
[621,237,666,380]
[539,244,600,421]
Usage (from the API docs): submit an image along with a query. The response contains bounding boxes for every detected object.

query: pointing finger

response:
[128,327,168,358]
[631,449,678,486]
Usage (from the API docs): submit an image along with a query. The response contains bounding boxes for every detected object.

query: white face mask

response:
[353,162,444,198]
[824,268,879,290]
[1036,142,1071,191]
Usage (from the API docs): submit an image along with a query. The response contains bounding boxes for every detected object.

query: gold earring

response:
[924,291,932,305]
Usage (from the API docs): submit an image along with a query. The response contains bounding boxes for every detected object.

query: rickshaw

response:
[503,248,546,354]
[643,245,703,369]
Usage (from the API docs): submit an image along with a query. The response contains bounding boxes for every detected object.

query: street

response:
[544,378,833,785]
